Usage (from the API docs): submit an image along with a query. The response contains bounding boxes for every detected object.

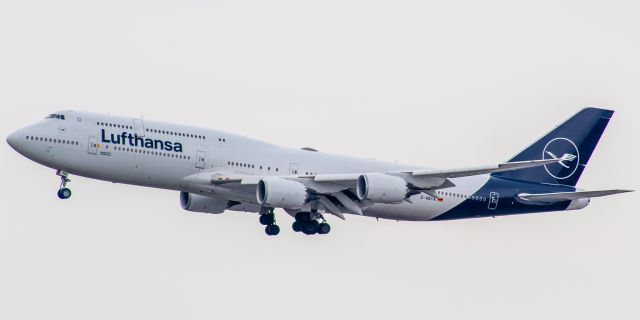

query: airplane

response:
[6,107,632,236]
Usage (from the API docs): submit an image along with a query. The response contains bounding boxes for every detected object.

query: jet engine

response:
[357,173,409,204]
[257,177,308,209]
[180,191,227,214]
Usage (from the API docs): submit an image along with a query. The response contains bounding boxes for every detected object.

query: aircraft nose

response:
[6,130,20,150]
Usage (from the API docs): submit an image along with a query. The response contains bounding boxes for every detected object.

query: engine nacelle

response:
[257,177,308,209]
[180,191,227,214]
[357,173,409,204]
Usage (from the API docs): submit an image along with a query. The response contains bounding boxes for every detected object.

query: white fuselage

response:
[7,110,491,221]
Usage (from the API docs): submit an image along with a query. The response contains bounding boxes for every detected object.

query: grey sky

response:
[1,1,638,319]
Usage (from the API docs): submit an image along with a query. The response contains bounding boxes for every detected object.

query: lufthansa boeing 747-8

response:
[6,108,632,236]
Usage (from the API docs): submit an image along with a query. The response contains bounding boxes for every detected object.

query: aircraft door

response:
[196,150,206,169]
[88,136,98,155]
[488,192,499,210]
[133,119,145,137]
[289,163,299,175]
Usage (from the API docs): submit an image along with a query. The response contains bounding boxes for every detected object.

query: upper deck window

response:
[45,114,66,120]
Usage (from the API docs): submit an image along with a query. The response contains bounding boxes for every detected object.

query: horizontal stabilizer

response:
[518,189,633,203]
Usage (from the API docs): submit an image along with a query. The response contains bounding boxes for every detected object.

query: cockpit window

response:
[45,114,66,120]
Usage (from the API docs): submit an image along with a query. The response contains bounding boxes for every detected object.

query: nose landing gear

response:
[56,170,72,200]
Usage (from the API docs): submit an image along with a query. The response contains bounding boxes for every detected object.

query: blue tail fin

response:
[495,107,614,186]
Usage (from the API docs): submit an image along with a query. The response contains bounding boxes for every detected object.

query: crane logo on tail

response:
[545,151,577,168]
[542,138,580,180]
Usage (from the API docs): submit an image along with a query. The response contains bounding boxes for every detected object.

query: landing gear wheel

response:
[56,170,72,200]
[265,224,280,236]
[318,223,331,235]
[292,221,302,232]
[302,222,318,235]
[57,188,72,200]
[259,214,275,226]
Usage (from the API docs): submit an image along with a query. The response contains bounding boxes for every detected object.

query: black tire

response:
[302,222,318,235]
[292,221,302,232]
[318,223,331,235]
[57,188,71,200]
[270,224,280,236]
[265,224,280,236]
[259,214,275,226]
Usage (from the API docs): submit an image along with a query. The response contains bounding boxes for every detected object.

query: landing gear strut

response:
[259,207,280,236]
[293,211,331,235]
[56,170,72,200]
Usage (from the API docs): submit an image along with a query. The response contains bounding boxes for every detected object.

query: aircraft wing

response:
[181,158,566,219]
[199,158,561,189]
[518,189,633,203]
[309,158,562,191]
[408,158,562,178]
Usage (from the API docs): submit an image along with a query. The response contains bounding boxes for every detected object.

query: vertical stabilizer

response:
[495,107,614,186]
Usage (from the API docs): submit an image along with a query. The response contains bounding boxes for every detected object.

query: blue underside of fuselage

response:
[432,176,575,221]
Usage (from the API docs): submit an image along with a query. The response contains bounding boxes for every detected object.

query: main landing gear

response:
[258,208,331,236]
[259,207,280,236]
[56,170,72,200]
[292,211,331,236]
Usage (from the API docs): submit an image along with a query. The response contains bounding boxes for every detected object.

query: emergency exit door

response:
[88,136,98,155]
[289,163,299,175]
[133,119,145,137]
[195,150,206,169]
[488,192,499,210]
